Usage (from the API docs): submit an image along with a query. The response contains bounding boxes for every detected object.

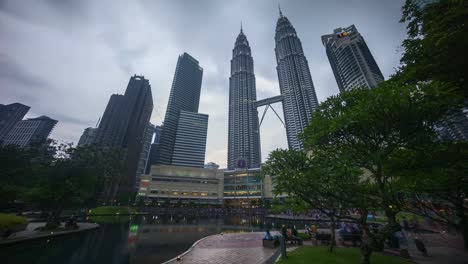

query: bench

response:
[263,239,279,248]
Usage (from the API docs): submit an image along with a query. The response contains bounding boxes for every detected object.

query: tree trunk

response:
[329,216,336,252]
[358,209,373,264]
[457,208,468,251]
[360,241,372,264]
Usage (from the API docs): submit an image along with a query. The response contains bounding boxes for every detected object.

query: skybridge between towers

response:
[255,95,285,128]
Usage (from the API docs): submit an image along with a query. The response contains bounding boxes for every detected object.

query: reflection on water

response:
[0,215,270,264]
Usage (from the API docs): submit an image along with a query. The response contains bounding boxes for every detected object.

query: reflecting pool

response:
[0,215,270,264]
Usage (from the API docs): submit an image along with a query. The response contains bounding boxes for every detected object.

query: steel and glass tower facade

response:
[155,53,204,166]
[275,10,319,150]
[227,27,261,170]
[322,25,384,92]
[172,111,208,167]
[0,103,30,143]
[95,75,153,193]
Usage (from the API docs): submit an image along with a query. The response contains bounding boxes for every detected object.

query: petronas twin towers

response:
[227,9,319,169]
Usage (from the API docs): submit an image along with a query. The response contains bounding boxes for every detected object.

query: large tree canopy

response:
[398,0,468,97]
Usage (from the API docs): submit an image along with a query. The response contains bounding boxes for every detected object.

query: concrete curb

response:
[161,234,219,264]
[0,223,99,247]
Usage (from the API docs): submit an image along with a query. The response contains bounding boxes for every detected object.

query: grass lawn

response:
[276,247,411,264]
[89,206,135,215]
[0,213,27,230]
[89,206,136,224]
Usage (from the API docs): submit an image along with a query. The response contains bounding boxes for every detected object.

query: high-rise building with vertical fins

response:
[155,53,207,167]
[275,9,319,150]
[227,26,262,170]
[322,25,384,92]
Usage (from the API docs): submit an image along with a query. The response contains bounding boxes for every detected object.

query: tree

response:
[388,141,468,250]
[262,148,361,252]
[299,81,461,263]
[397,0,468,97]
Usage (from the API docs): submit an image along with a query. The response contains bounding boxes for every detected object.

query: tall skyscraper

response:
[95,75,153,193]
[322,25,384,93]
[94,94,127,146]
[171,111,208,167]
[227,27,262,170]
[275,9,319,150]
[135,122,154,188]
[2,115,57,147]
[77,127,97,146]
[145,125,162,174]
[0,103,30,142]
[155,53,205,166]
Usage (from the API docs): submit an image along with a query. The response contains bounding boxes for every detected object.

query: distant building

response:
[2,115,57,147]
[94,94,127,146]
[204,162,219,170]
[145,125,162,174]
[77,127,97,146]
[322,24,384,92]
[223,167,273,207]
[275,10,319,150]
[0,103,30,143]
[437,106,468,141]
[411,0,439,10]
[171,111,208,168]
[155,53,205,167]
[135,122,155,189]
[137,165,224,205]
[227,26,262,170]
[95,75,153,194]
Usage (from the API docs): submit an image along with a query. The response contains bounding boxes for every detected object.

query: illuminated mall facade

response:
[137,165,274,207]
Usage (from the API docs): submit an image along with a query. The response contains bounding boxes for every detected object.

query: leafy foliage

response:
[397,0,468,97]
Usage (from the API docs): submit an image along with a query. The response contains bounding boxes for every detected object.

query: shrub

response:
[0,213,27,230]
[297,233,311,240]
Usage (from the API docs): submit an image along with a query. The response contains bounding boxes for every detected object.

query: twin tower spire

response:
[227,9,319,169]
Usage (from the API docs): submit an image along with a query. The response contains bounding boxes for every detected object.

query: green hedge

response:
[0,213,27,230]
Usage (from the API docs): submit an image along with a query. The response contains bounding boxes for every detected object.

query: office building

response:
[227,26,262,170]
[2,115,57,147]
[275,9,319,150]
[135,122,155,189]
[155,53,206,167]
[322,25,384,92]
[171,111,208,168]
[137,165,224,205]
[95,75,153,194]
[145,125,162,174]
[77,127,97,146]
[437,107,468,141]
[0,103,30,142]
[94,94,127,146]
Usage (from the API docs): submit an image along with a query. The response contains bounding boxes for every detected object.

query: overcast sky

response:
[0,0,407,168]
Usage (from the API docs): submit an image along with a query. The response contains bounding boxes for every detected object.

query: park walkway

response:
[405,231,468,264]
[164,232,279,264]
[0,222,99,246]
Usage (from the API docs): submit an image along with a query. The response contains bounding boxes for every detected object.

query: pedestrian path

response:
[165,232,279,264]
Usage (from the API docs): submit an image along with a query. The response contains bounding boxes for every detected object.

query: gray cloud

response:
[0,0,406,167]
